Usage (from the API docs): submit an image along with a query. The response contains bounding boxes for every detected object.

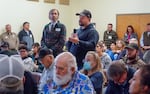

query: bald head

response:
[5,24,11,32]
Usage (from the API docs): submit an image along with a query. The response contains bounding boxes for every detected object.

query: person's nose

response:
[129,78,132,84]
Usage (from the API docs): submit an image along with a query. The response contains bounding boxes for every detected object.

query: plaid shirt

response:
[41,22,66,57]
[46,71,95,94]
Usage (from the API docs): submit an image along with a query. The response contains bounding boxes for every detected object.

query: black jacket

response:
[24,71,38,94]
[105,67,135,94]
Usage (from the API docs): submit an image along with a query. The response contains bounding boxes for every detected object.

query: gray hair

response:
[107,60,127,79]
[54,52,78,71]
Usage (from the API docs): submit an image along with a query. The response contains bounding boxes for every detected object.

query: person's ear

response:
[48,55,54,59]
[71,67,75,74]
[142,85,149,92]
[48,55,54,62]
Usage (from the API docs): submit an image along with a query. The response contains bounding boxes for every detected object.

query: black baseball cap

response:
[125,43,139,50]
[39,48,53,59]
[76,9,92,18]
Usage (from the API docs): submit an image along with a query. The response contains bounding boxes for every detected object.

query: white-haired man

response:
[47,52,95,94]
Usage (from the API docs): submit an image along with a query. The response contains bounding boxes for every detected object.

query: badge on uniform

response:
[5,36,8,39]
[55,28,61,32]
[12,34,15,38]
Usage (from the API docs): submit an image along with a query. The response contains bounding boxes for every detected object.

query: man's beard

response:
[53,69,72,86]
[128,54,137,60]
[79,23,84,26]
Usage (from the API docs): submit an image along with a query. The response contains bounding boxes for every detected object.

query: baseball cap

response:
[39,48,53,59]
[0,54,25,87]
[125,43,139,50]
[76,9,92,18]
[0,41,9,48]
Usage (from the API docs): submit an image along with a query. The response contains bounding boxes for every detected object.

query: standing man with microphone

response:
[67,9,99,70]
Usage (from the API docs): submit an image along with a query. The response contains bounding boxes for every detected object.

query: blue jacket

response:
[67,24,99,70]
[105,67,135,94]
[18,29,34,50]
[89,71,103,94]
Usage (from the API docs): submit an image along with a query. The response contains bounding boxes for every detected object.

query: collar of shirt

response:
[49,21,57,31]
[51,21,58,27]
[24,30,30,35]
[148,32,150,36]
[45,62,54,71]
[80,23,93,30]
[6,32,12,35]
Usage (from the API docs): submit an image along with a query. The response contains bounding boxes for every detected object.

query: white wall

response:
[70,0,150,40]
[1,0,150,42]
[0,0,71,42]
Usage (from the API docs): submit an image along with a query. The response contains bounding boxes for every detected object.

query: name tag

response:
[5,36,8,39]
[30,34,32,38]
[55,28,61,32]
[108,35,112,39]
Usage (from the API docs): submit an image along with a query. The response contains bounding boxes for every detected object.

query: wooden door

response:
[116,14,150,41]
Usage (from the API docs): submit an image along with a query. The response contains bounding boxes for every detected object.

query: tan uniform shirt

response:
[0,32,19,50]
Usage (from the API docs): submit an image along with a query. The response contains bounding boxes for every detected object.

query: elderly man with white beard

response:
[46,52,95,94]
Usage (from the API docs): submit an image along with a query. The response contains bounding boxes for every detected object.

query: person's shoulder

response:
[112,30,116,32]
[56,22,66,30]
[107,80,118,91]
[18,29,25,34]
[118,57,127,64]
[77,71,89,80]
[104,30,107,33]
[76,72,94,93]
[127,67,136,79]
[19,29,24,32]
[103,52,109,57]
[57,22,65,26]
[1,32,7,35]
[137,58,145,65]
[0,32,7,38]
[92,71,103,78]
[11,32,18,35]
[105,82,116,94]
[44,23,50,28]
[76,72,92,83]
[24,57,33,62]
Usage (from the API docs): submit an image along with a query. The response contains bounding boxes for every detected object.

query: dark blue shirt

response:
[67,24,99,70]
[89,71,103,94]
[105,67,135,94]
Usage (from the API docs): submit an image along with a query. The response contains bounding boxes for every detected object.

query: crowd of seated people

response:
[0,9,150,94]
